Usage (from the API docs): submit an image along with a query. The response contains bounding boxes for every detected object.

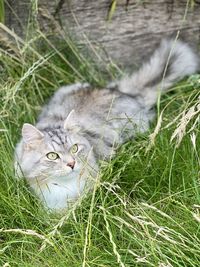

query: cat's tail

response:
[116,39,199,106]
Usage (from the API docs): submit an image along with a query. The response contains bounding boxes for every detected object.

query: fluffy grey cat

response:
[14,39,199,211]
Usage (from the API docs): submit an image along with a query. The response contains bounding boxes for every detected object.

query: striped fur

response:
[14,39,199,211]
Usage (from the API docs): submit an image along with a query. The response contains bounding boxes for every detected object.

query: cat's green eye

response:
[46,152,59,160]
[70,144,78,154]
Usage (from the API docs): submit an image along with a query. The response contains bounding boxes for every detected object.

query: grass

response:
[0,0,4,23]
[0,15,200,267]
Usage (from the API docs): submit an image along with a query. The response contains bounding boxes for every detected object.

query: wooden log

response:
[4,0,200,68]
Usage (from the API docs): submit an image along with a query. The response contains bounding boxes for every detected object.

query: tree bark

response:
[4,0,200,68]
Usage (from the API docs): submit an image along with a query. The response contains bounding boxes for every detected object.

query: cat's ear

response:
[22,123,44,144]
[64,110,80,133]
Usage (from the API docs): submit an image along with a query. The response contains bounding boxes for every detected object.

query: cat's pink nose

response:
[67,161,75,169]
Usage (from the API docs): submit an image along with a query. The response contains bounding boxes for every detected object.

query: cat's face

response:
[15,123,96,183]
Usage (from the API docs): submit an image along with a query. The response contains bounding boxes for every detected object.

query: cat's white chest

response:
[32,175,86,210]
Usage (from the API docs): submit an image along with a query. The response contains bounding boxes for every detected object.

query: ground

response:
[0,22,200,267]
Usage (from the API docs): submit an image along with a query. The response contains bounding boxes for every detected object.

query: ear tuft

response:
[22,123,44,144]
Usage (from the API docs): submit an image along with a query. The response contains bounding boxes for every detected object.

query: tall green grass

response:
[0,0,4,23]
[0,13,200,267]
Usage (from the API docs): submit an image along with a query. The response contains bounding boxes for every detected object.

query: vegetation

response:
[0,0,4,23]
[0,5,200,267]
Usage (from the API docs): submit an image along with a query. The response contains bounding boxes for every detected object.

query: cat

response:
[14,39,199,211]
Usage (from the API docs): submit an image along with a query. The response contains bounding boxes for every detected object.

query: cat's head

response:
[15,111,96,183]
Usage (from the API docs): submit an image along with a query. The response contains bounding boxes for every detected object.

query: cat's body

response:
[15,39,199,211]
